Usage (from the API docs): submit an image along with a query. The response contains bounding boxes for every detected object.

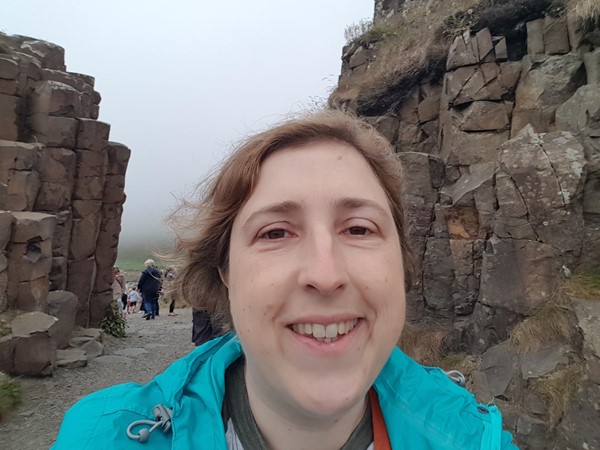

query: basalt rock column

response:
[89,141,130,326]
[6,212,57,312]
[0,32,131,339]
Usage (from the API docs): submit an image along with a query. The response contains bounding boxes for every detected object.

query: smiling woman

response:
[52,111,518,449]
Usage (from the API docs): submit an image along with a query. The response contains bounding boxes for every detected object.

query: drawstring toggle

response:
[126,404,173,444]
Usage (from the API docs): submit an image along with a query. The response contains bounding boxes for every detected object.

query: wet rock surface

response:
[1,307,195,450]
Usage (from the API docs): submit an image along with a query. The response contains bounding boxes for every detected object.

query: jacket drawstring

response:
[444,369,466,387]
[126,404,172,444]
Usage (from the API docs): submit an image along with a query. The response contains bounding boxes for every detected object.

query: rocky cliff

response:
[0,34,129,377]
[333,1,599,448]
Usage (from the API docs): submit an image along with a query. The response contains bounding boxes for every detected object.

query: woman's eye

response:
[347,226,369,236]
[260,229,288,239]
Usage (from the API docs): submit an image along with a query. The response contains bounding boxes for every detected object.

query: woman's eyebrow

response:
[335,197,389,217]
[242,200,301,229]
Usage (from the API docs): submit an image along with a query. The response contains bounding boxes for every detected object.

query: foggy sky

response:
[2,0,373,253]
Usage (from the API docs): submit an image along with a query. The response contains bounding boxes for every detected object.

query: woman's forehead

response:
[238,141,391,218]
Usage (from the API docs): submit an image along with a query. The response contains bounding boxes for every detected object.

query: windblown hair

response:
[170,110,414,325]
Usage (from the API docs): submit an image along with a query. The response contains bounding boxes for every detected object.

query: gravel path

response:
[1,307,196,450]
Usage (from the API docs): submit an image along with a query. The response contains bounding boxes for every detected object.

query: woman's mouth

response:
[290,319,359,343]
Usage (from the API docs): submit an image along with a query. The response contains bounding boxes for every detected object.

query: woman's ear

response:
[218,268,229,288]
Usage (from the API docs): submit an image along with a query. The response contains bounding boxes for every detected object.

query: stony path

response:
[1,307,196,450]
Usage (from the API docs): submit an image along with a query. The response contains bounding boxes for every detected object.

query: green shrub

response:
[101,303,127,338]
[0,372,21,421]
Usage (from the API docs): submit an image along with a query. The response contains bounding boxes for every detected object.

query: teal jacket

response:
[53,333,517,449]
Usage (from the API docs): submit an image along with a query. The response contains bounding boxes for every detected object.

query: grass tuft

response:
[399,326,480,376]
[562,269,600,300]
[566,0,600,20]
[510,268,600,352]
[0,372,22,421]
[532,363,583,428]
[436,352,481,377]
[344,19,374,45]
[443,8,478,40]
[398,323,455,366]
[0,324,10,339]
[510,301,575,353]
[353,23,400,47]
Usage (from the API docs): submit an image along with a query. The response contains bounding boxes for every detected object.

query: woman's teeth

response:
[291,319,358,342]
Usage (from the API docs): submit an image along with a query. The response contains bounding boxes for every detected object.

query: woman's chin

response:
[289,377,367,420]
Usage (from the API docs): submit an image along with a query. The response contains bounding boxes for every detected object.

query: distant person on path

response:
[112,266,126,319]
[127,286,141,313]
[137,259,162,320]
[54,111,516,449]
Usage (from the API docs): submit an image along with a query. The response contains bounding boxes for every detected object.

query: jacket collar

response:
[155,334,500,450]
[154,332,242,405]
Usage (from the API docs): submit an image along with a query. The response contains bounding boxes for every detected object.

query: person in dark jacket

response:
[192,309,223,346]
[137,259,162,320]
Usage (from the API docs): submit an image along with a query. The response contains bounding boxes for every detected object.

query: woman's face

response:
[226,140,406,421]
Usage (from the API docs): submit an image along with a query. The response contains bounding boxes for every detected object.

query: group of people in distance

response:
[113,261,223,346]
[111,260,170,320]
[55,111,517,449]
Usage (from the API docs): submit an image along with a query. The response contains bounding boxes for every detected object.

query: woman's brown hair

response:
[170,110,414,325]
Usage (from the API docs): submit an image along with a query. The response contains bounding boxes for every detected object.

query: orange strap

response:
[369,389,392,450]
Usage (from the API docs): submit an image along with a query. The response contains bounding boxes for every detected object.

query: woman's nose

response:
[298,229,348,296]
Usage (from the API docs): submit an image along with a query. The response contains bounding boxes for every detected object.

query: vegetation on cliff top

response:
[332,0,598,116]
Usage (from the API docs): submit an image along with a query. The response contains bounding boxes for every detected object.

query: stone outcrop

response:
[9,311,58,376]
[333,4,600,448]
[0,33,130,376]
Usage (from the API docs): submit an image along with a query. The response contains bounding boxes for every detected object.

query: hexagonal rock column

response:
[0,211,12,313]
[67,119,110,326]
[0,140,42,211]
[27,80,85,143]
[46,290,77,349]
[7,212,57,311]
[89,142,131,326]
